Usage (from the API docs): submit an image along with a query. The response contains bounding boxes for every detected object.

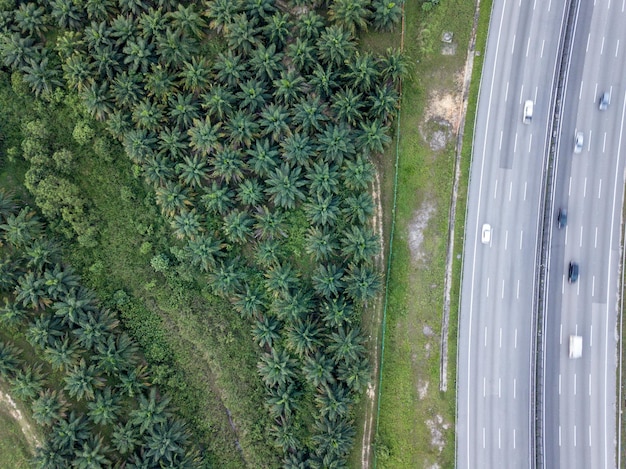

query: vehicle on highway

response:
[569,335,582,358]
[599,91,610,110]
[557,208,567,229]
[568,261,579,283]
[523,100,533,124]
[574,131,584,153]
[481,223,491,244]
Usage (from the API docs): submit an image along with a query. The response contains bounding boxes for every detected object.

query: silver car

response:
[574,131,584,153]
[599,91,610,110]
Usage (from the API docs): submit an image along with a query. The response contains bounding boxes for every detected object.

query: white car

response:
[481,224,491,244]
[574,131,584,153]
[523,100,533,124]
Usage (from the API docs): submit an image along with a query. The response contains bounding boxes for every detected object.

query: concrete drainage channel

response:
[533,0,580,468]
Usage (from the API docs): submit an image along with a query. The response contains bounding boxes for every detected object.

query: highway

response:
[542,1,626,467]
[456,1,568,467]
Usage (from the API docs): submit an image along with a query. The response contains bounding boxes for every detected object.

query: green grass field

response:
[375,0,489,467]
[0,383,37,469]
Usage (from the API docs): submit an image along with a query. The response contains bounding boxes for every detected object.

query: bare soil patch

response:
[0,389,40,450]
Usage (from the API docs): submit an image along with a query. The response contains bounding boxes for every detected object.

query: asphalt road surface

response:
[456,0,568,467]
[542,1,626,468]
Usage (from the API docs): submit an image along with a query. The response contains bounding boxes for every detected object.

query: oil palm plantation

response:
[64,358,106,401]
[258,347,298,388]
[31,389,68,427]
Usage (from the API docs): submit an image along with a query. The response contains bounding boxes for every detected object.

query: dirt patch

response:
[417,379,429,400]
[426,414,451,453]
[408,200,436,263]
[0,390,40,450]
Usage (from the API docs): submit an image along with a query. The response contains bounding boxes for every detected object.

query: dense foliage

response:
[0,193,200,467]
[0,0,405,466]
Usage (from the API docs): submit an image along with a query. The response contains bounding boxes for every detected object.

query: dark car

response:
[557,208,567,229]
[568,262,579,283]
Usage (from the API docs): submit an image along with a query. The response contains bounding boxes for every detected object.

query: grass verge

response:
[375,0,490,467]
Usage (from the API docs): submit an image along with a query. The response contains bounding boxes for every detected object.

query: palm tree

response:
[212,50,249,89]
[202,84,236,121]
[84,20,112,50]
[302,351,336,388]
[253,205,286,240]
[155,181,191,217]
[73,434,111,469]
[156,27,196,68]
[292,95,329,134]
[168,3,206,39]
[357,119,392,154]
[112,71,145,110]
[212,147,247,183]
[82,81,114,121]
[72,308,119,351]
[132,99,164,131]
[157,126,188,161]
[226,110,260,148]
[205,0,240,34]
[252,316,281,349]
[31,389,68,427]
[176,154,208,188]
[50,0,85,30]
[171,209,202,240]
[345,51,379,93]
[312,416,355,460]
[306,161,340,196]
[312,263,345,298]
[263,12,291,49]
[270,416,300,453]
[236,79,269,114]
[129,387,172,434]
[56,31,86,61]
[116,364,150,398]
[139,7,168,38]
[316,25,356,68]
[15,271,50,310]
[225,13,261,56]
[119,0,149,15]
[272,70,305,107]
[62,53,94,93]
[85,0,114,21]
[315,382,352,421]
[0,299,28,327]
[286,317,323,358]
[265,262,300,298]
[95,332,138,375]
[331,88,364,127]
[179,56,211,95]
[341,225,380,264]
[64,358,106,401]
[168,93,200,129]
[342,192,374,225]
[0,189,17,224]
[0,33,39,69]
[317,123,356,165]
[188,116,223,156]
[0,341,21,379]
[200,181,235,215]
[91,43,123,80]
[14,2,49,38]
[309,63,339,99]
[232,284,266,319]
[10,364,45,401]
[272,288,314,323]
[337,356,370,392]
[223,209,254,244]
[342,154,375,191]
[247,138,279,178]
[327,326,366,365]
[207,258,244,298]
[26,314,64,350]
[305,226,339,262]
[296,10,325,41]
[87,387,121,426]
[254,239,281,268]
[258,347,298,388]
[321,297,354,328]
[371,0,403,32]
[250,43,284,82]
[265,163,306,210]
[50,411,90,453]
[260,103,291,143]
[112,421,139,455]
[237,178,265,208]
[52,286,98,327]
[145,419,189,464]
[183,234,223,273]
[144,64,175,103]
[304,193,340,227]
[244,0,277,20]
[368,84,400,122]
[42,264,81,301]
[286,37,317,74]
[1,206,41,248]
[328,0,370,35]
[44,335,82,372]
[266,382,301,419]
[380,47,409,85]
[107,110,132,139]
